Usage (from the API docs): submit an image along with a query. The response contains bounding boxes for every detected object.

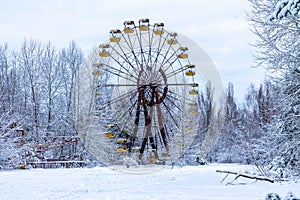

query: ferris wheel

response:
[74,19,224,166]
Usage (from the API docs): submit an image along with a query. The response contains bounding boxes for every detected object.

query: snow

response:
[0,164,299,200]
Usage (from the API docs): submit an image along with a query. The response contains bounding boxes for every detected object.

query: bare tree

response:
[17,39,43,141]
[59,41,83,116]
[41,42,61,129]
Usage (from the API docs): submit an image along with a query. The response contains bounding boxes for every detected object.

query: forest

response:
[0,0,299,180]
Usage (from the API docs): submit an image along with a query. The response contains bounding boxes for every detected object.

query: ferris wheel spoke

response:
[114,93,138,121]
[164,90,182,112]
[155,33,174,63]
[134,27,148,68]
[161,94,182,113]
[108,51,139,79]
[155,89,182,127]
[153,45,174,72]
[110,44,140,76]
[100,88,138,107]
[165,66,187,79]
[155,34,168,59]
[145,25,156,67]
[140,27,155,67]
[111,89,137,104]
[159,52,180,72]
[167,89,198,105]
[119,108,136,134]
[120,33,142,69]
[116,104,141,138]
[161,101,181,127]
[151,34,168,73]
[165,125,175,138]
[100,64,137,84]
[154,65,187,83]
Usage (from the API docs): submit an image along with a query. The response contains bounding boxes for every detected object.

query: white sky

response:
[0,0,265,101]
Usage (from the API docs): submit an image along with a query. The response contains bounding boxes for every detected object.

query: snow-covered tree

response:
[0,40,92,169]
[241,81,280,171]
[59,41,83,116]
[210,82,243,163]
[17,39,44,141]
[271,67,300,176]
[41,42,60,129]
[249,0,300,176]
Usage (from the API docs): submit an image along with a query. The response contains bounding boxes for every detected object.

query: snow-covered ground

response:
[0,164,299,200]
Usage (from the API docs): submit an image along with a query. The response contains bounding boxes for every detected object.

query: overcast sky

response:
[0,0,266,101]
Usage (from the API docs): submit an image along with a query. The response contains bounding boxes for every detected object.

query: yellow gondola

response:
[140,25,149,31]
[124,27,134,33]
[154,30,164,35]
[109,29,121,43]
[154,23,164,35]
[105,133,116,139]
[92,69,101,76]
[178,54,188,59]
[167,32,178,45]
[116,138,127,144]
[185,71,195,76]
[117,147,128,153]
[189,110,199,115]
[110,37,121,42]
[148,157,157,163]
[123,21,135,34]
[139,18,149,31]
[95,92,101,97]
[99,51,110,57]
[178,47,188,59]
[99,44,110,57]
[191,83,199,87]
[189,89,199,95]
[167,39,178,45]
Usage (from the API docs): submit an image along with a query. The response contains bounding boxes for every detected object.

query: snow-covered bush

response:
[265,192,299,200]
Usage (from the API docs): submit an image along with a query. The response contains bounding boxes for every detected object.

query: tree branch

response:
[216,170,274,184]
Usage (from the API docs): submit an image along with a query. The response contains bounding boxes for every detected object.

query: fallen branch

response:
[216,170,274,184]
